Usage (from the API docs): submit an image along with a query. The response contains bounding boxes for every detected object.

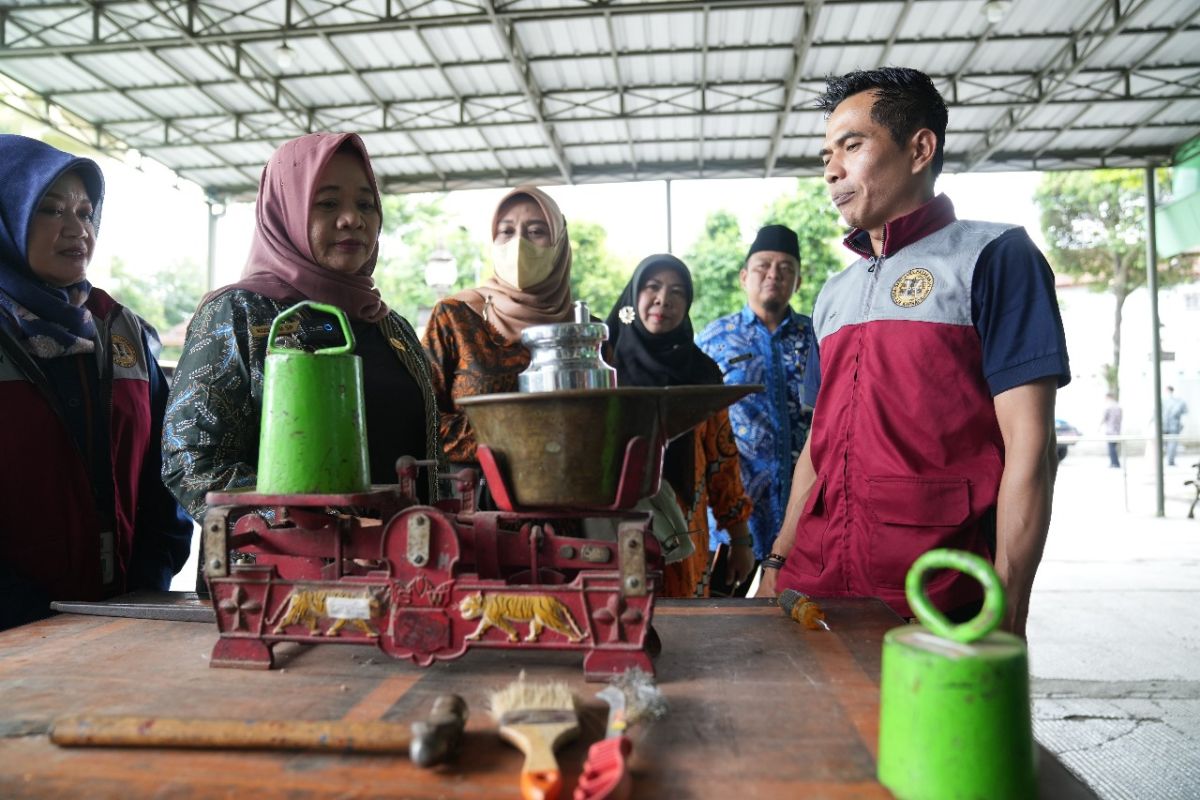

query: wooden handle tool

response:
[51,716,412,752]
[51,693,468,766]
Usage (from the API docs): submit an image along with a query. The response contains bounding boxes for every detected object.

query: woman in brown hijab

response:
[163,132,441,522]
[421,185,574,465]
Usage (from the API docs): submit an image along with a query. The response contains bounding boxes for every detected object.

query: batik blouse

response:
[664,409,752,599]
[421,297,533,464]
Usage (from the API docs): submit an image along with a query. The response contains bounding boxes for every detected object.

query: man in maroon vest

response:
[757,68,1069,637]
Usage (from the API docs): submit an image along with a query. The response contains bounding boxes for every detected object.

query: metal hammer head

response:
[409,694,468,767]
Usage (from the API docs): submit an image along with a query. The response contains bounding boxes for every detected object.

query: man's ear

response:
[910,128,937,175]
[738,267,750,291]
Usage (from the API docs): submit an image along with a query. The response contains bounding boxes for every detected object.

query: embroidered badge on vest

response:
[891,268,935,308]
[111,334,139,368]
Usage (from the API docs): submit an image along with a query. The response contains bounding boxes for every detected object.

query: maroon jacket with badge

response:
[0,288,191,620]
[777,195,1069,616]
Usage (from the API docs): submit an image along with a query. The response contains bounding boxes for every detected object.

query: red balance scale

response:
[203,386,754,681]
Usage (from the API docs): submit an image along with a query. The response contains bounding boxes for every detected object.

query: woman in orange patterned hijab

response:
[421,185,576,465]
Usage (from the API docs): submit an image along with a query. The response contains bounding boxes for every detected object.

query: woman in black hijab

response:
[607,254,754,597]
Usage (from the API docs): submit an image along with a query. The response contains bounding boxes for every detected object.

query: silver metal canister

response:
[518,301,617,392]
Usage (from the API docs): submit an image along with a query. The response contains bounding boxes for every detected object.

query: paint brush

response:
[489,671,580,800]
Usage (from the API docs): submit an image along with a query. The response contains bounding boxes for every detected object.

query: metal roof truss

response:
[0,0,1197,198]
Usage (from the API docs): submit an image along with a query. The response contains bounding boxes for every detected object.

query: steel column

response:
[1145,166,1164,517]
[665,179,673,254]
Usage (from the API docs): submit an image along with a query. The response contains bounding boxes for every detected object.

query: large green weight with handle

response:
[255,301,370,495]
[877,549,1036,800]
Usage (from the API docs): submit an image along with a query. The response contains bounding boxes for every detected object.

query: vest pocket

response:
[791,475,828,576]
[865,476,971,589]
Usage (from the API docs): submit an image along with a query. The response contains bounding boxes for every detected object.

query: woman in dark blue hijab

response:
[0,134,192,630]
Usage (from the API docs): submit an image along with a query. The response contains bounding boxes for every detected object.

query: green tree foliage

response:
[685,210,746,328]
[568,220,628,316]
[373,193,484,326]
[684,178,844,330]
[107,255,204,332]
[761,178,844,315]
[1034,169,1195,398]
[105,256,204,360]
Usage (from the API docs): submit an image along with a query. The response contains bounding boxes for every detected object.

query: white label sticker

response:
[325,597,371,620]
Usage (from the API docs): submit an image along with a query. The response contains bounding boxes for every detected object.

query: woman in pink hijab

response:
[421,185,575,465]
[163,132,441,525]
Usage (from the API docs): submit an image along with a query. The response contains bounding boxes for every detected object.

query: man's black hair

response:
[816,67,948,179]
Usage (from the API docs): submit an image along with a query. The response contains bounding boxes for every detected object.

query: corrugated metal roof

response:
[1,0,1197,198]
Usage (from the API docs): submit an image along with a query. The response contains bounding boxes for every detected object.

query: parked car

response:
[1056,418,1082,461]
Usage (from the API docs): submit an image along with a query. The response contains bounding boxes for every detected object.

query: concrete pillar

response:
[206,199,224,294]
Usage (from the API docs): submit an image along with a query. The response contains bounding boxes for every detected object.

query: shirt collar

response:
[842,193,957,259]
[740,303,795,332]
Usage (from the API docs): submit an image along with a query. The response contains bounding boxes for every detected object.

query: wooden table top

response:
[0,597,1095,799]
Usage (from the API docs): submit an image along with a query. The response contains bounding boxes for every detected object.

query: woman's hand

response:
[728,541,755,589]
[723,521,755,590]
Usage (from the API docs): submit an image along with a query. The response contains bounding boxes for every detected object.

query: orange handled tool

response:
[489,674,579,800]
[779,588,830,630]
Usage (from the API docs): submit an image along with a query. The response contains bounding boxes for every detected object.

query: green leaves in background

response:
[685,209,746,328]
[686,178,844,330]
[568,220,628,317]
[372,194,485,327]
[107,256,204,359]
[1035,168,1196,397]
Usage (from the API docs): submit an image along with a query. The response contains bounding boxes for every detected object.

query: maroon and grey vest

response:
[777,216,1017,617]
[0,292,153,601]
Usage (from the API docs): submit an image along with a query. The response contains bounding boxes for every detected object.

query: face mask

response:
[491,237,558,290]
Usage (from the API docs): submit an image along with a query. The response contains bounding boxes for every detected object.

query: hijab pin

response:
[618,306,636,325]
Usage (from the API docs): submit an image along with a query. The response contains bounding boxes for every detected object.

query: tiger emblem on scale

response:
[458,591,587,643]
[269,586,386,637]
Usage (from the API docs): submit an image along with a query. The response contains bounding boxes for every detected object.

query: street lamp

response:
[424,247,458,299]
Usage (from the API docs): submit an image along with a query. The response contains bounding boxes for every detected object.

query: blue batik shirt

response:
[697,305,815,558]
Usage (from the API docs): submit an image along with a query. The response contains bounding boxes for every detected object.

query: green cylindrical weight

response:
[877,549,1036,800]
[256,302,370,495]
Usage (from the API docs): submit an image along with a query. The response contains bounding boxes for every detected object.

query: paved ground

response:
[1029,451,1200,799]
